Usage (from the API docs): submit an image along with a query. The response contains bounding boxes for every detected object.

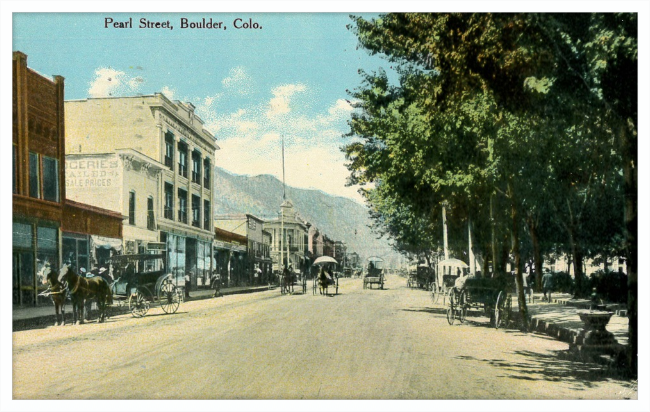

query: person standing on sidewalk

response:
[542,270,553,302]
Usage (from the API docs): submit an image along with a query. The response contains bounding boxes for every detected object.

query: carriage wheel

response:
[446,289,456,325]
[129,290,149,318]
[431,282,439,304]
[495,291,507,329]
[158,281,180,314]
[458,290,468,324]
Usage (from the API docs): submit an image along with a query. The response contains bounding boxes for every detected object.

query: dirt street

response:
[12,276,637,400]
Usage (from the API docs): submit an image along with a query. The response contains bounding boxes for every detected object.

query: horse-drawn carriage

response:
[311,256,339,295]
[109,254,182,317]
[407,264,434,289]
[431,258,468,304]
[280,268,307,295]
[446,275,513,328]
[363,257,384,289]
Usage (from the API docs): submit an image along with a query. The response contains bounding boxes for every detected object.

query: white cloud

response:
[266,83,307,118]
[162,77,361,202]
[222,67,253,95]
[328,99,354,117]
[160,86,176,101]
[88,67,144,98]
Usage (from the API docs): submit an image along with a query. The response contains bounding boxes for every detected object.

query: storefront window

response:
[166,234,186,286]
[36,226,58,305]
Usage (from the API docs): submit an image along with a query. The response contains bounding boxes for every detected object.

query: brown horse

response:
[40,266,68,326]
[58,264,113,324]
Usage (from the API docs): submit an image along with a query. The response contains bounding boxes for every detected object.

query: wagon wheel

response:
[446,288,456,325]
[495,290,508,329]
[158,281,180,314]
[458,290,468,324]
[431,282,439,304]
[129,289,149,318]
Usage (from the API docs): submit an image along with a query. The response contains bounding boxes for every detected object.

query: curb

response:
[13,286,271,331]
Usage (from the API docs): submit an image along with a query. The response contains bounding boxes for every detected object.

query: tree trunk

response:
[568,229,585,297]
[619,120,637,378]
[508,180,528,331]
[528,216,543,292]
[490,193,497,278]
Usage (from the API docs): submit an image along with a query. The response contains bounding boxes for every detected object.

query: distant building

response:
[265,200,308,272]
[214,214,271,285]
[213,227,247,287]
[64,93,218,290]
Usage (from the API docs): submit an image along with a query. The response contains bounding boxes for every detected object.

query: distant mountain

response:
[213,167,400,266]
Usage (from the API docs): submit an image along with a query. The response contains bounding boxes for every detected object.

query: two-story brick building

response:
[13,52,122,306]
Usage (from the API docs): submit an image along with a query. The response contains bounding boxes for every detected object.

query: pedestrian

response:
[185,272,191,298]
[542,270,553,302]
[211,272,222,298]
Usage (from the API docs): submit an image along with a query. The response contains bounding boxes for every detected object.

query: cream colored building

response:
[265,200,308,272]
[65,93,219,289]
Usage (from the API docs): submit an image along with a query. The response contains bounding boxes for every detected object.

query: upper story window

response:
[164,132,175,169]
[177,188,187,224]
[13,145,17,194]
[164,183,174,220]
[203,200,210,230]
[192,151,202,184]
[28,152,61,202]
[129,191,136,225]
[191,194,201,228]
[203,158,211,188]
[147,196,155,230]
[178,142,188,178]
[42,156,59,202]
[29,152,40,199]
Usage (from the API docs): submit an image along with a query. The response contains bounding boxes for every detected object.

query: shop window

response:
[129,191,136,225]
[42,156,59,202]
[191,194,200,227]
[147,196,155,230]
[29,152,40,199]
[164,183,174,220]
[37,226,59,304]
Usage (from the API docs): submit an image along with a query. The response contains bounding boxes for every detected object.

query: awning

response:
[91,235,122,252]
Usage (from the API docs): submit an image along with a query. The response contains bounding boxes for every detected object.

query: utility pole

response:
[442,201,449,261]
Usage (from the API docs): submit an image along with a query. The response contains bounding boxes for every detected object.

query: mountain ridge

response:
[213,167,399,265]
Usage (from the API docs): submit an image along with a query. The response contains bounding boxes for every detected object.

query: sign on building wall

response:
[65,158,120,188]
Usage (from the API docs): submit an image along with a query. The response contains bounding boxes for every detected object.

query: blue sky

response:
[12,12,397,203]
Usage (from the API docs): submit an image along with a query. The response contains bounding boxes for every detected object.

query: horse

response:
[281,270,296,294]
[58,264,113,324]
[40,266,68,326]
[318,269,334,295]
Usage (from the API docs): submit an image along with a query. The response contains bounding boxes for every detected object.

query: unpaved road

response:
[12,276,637,400]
